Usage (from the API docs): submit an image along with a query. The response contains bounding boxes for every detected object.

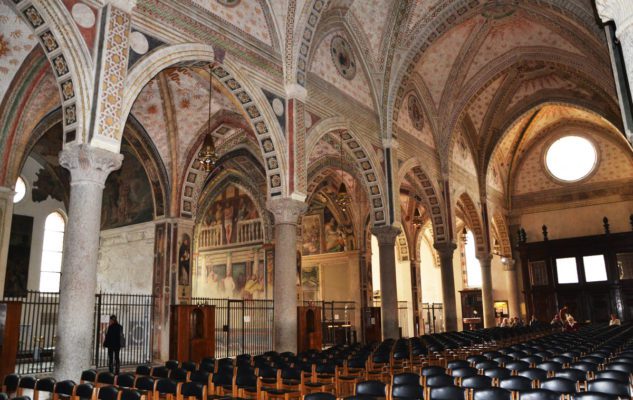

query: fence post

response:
[94,293,101,367]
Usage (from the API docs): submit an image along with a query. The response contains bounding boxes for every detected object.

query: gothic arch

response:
[398,158,447,244]
[387,1,610,143]
[457,192,486,256]
[293,0,329,87]
[121,43,287,197]
[492,211,512,258]
[9,0,96,146]
[306,118,388,225]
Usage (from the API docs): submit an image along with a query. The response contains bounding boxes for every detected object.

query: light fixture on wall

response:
[335,131,351,212]
[412,208,423,227]
[461,228,468,244]
[197,63,218,173]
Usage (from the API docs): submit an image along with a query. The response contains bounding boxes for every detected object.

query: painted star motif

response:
[0,34,10,59]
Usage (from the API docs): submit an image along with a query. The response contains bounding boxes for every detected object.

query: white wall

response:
[97,221,155,294]
[12,157,66,292]
[419,239,442,303]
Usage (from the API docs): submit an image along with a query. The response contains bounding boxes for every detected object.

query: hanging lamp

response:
[197,63,218,172]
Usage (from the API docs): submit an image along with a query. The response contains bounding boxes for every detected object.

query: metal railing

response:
[422,302,444,334]
[192,298,273,357]
[303,301,357,346]
[92,293,153,368]
[1,291,154,374]
[1,291,59,374]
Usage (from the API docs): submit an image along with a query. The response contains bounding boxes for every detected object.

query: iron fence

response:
[92,293,154,368]
[422,302,444,334]
[1,291,154,374]
[192,298,273,357]
[1,291,58,374]
[303,301,357,345]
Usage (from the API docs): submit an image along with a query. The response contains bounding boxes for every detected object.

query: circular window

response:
[545,135,597,182]
[13,177,26,203]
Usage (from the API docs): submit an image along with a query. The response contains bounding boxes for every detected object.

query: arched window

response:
[40,212,65,292]
[464,230,482,288]
[13,176,26,203]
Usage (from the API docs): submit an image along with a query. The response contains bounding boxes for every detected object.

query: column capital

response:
[433,241,457,257]
[59,144,123,188]
[371,225,401,246]
[267,198,307,225]
[0,186,15,200]
[596,0,633,32]
[477,253,494,266]
[501,257,517,271]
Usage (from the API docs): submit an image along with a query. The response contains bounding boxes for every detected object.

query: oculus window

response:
[13,176,26,203]
[583,255,608,282]
[556,257,579,284]
[40,212,65,292]
[545,135,597,182]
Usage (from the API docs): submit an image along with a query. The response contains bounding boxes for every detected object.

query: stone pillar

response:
[596,0,633,143]
[503,258,521,319]
[267,198,306,353]
[0,187,15,298]
[434,242,458,332]
[54,144,122,380]
[478,254,495,328]
[411,258,422,335]
[371,225,401,340]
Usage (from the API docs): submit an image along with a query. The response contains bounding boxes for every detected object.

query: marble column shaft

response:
[372,225,401,340]
[54,144,122,381]
[478,254,495,328]
[504,258,521,319]
[267,198,306,353]
[434,242,458,332]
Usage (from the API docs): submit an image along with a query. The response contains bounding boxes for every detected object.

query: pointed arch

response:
[9,0,94,145]
[492,211,512,258]
[306,117,388,225]
[457,192,486,256]
[398,158,448,244]
[121,43,287,197]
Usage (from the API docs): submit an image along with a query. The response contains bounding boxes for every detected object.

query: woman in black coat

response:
[103,315,123,374]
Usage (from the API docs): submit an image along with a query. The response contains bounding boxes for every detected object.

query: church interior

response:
[1,0,633,398]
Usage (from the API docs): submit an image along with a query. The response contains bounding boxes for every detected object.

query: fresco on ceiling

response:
[201,184,260,246]
[301,205,347,256]
[101,144,154,229]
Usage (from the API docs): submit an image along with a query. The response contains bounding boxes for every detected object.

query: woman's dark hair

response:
[110,315,117,321]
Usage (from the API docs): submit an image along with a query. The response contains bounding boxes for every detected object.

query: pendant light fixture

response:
[197,63,218,172]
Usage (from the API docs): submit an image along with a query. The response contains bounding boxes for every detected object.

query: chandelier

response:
[335,131,351,212]
[412,208,423,227]
[197,63,218,172]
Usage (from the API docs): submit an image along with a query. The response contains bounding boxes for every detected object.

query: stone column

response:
[54,144,122,380]
[502,258,521,319]
[478,254,495,328]
[0,187,15,298]
[411,258,422,335]
[371,225,401,340]
[267,198,306,353]
[434,242,458,332]
[596,0,633,142]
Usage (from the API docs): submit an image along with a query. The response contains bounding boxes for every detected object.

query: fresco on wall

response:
[302,206,346,255]
[202,185,260,245]
[101,143,154,229]
[323,207,346,252]
[200,258,267,299]
[4,215,33,297]
[178,233,191,286]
